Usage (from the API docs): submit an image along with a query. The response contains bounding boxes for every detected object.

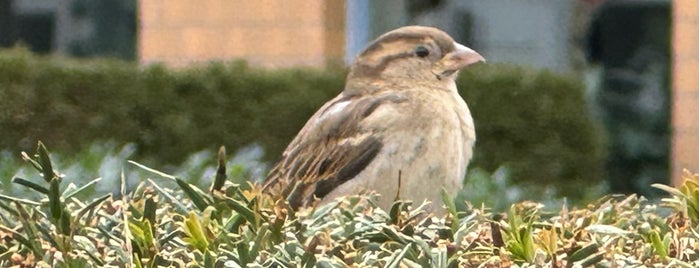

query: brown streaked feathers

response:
[264,93,407,207]
[262,26,484,210]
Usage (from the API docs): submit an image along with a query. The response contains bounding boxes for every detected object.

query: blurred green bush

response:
[458,65,606,200]
[0,47,604,199]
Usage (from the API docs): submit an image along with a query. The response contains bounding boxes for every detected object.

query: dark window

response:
[15,12,55,53]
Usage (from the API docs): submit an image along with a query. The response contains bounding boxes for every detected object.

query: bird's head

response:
[347,26,485,89]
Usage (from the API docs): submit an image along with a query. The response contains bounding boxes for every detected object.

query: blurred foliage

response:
[1,143,697,267]
[0,47,343,165]
[459,65,606,200]
[0,142,268,201]
[0,47,604,200]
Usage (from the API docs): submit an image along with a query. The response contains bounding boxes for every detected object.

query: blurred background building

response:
[0,0,697,192]
[585,0,671,196]
[0,0,135,59]
[673,0,699,187]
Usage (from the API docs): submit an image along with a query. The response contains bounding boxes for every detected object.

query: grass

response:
[0,142,697,267]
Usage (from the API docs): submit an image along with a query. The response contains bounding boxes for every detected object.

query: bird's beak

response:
[433,42,485,78]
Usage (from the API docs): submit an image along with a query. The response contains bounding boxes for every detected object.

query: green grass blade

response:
[210,145,227,192]
[128,160,177,180]
[11,177,49,194]
[578,252,605,267]
[567,243,599,263]
[0,194,41,206]
[440,188,457,218]
[175,178,211,212]
[386,243,412,268]
[48,177,64,226]
[76,193,111,220]
[147,179,188,212]
[143,197,157,226]
[224,196,258,227]
[0,201,19,218]
[36,141,56,183]
[20,151,43,172]
[184,211,210,252]
[0,225,42,256]
[62,177,103,200]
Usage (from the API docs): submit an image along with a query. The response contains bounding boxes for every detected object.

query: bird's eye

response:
[415,46,430,58]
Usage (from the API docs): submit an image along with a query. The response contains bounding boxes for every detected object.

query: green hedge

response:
[2,144,697,266]
[0,47,604,199]
[457,65,606,199]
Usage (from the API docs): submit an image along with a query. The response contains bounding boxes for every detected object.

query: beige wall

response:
[672,0,699,185]
[138,1,345,67]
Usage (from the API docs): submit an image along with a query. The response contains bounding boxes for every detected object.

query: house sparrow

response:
[263,26,484,211]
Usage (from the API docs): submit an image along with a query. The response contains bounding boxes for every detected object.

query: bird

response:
[263,26,484,212]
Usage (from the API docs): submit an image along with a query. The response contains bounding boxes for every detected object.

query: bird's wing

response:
[263,92,407,208]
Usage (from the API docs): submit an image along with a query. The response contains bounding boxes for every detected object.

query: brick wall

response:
[138,1,345,67]
[672,0,699,184]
